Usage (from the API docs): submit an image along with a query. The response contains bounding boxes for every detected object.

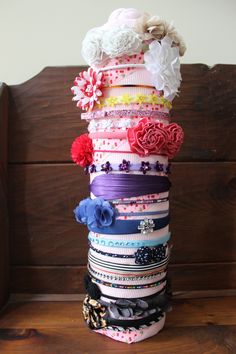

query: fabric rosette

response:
[127,118,184,158]
[74,197,115,229]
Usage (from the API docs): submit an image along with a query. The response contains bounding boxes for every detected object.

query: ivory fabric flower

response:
[144,36,182,99]
[71,67,103,111]
[102,26,142,58]
[144,16,186,56]
[81,27,108,67]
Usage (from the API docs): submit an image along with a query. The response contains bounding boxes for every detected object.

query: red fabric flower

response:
[164,123,184,158]
[127,118,184,158]
[71,134,94,167]
[127,118,168,157]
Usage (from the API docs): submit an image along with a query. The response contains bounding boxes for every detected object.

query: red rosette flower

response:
[127,118,168,157]
[71,134,94,167]
[164,123,184,158]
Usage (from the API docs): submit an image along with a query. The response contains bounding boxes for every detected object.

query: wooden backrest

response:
[1,64,236,301]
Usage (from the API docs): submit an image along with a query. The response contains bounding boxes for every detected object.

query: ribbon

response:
[90,174,171,200]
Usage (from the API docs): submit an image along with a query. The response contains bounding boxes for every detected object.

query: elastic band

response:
[112,196,169,205]
[100,287,166,301]
[87,213,169,235]
[95,94,172,110]
[88,263,166,281]
[104,84,156,90]
[90,174,171,200]
[88,262,168,278]
[88,253,169,272]
[98,63,146,72]
[117,210,169,217]
[89,243,168,260]
[88,231,171,248]
[89,131,127,139]
[105,310,164,329]
[81,109,170,121]
[85,161,171,175]
[90,275,167,289]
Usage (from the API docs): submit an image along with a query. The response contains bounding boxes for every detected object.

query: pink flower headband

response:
[90,118,184,158]
[71,118,184,166]
[71,67,170,112]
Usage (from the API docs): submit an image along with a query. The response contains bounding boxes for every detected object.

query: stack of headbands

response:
[71,8,186,344]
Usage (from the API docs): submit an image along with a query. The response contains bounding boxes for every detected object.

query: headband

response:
[89,243,168,265]
[85,161,171,175]
[74,196,169,235]
[81,109,170,120]
[90,174,171,199]
[83,294,164,330]
[88,231,171,248]
[88,252,170,273]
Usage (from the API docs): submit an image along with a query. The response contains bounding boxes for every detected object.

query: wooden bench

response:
[0,64,236,353]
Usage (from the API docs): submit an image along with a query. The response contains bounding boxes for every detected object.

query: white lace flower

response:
[102,26,142,58]
[81,27,108,66]
[144,36,182,100]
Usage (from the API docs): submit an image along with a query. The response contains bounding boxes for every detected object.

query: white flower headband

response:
[81,8,186,67]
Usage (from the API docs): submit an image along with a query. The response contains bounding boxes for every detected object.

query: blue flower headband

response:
[74,197,169,235]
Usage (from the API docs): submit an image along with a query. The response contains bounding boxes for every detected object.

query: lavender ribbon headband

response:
[90,174,171,200]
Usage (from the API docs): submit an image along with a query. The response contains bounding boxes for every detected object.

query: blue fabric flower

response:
[74,197,115,228]
[74,198,93,225]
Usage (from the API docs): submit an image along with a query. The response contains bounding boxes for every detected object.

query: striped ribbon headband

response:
[89,242,169,259]
[90,275,167,289]
[87,263,166,281]
[88,251,170,272]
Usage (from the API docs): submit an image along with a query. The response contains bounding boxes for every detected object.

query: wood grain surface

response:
[0,297,236,353]
[9,262,236,294]
[8,64,236,163]
[8,163,236,265]
[6,64,236,295]
[0,83,9,309]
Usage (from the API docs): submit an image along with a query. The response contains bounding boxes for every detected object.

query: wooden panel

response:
[0,83,9,309]
[9,162,236,265]
[1,298,236,353]
[1,297,236,328]
[10,262,236,293]
[8,64,236,163]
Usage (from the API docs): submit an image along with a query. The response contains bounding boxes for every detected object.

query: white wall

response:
[0,0,235,85]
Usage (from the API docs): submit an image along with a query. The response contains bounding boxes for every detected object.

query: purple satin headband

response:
[90,174,171,200]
